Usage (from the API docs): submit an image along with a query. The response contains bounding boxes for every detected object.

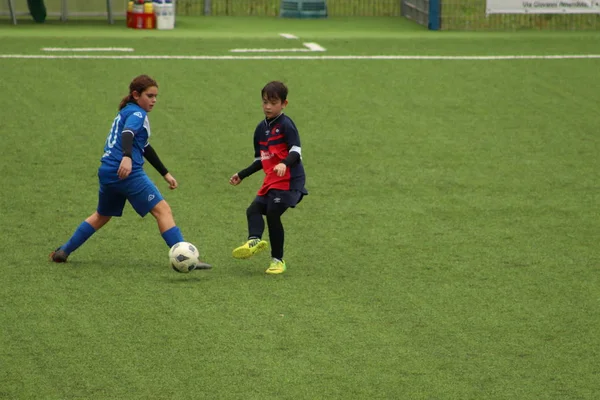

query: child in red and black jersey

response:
[229,81,308,274]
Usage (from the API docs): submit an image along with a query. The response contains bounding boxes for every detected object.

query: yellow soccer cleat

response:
[232,238,268,259]
[266,259,287,275]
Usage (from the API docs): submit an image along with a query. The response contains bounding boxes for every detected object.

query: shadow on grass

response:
[161,275,206,283]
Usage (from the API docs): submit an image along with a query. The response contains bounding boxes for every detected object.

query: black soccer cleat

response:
[50,247,69,263]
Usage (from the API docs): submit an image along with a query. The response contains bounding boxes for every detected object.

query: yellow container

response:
[144,1,153,13]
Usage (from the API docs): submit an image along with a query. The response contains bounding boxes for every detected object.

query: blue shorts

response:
[97,171,164,217]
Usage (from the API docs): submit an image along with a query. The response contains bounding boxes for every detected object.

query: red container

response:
[127,11,155,29]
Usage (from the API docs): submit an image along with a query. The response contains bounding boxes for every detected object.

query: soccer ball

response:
[169,242,200,273]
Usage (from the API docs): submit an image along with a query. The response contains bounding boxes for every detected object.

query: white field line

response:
[230,48,312,53]
[1,54,600,60]
[42,47,135,52]
[279,33,299,39]
[230,42,326,53]
[303,42,326,52]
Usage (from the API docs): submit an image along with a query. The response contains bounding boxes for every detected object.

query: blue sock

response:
[61,221,96,255]
[161,226,184,248]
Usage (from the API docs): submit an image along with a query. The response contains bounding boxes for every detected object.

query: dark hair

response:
[261,81,288,102]
[119,74,158,110]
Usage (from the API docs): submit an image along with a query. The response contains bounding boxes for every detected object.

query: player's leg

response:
[50,212,112,262]
[50,184,120,263]
[125,173,181,247]
[148,199,183,247]
[232,199,268,259]
[149,200,211,270]
[265,202,289,275]
[128,174,210,269]
[264,190,303,274]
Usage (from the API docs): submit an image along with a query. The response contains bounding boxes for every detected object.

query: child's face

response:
[133,86,158,112]
[262,96,287,119]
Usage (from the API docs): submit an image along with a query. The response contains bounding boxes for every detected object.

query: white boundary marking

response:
[230,42,327,53]
[303,42,327,52]
[1,54,600,60]
[41,47,135,52]
[230,48,312,53]
[279,33,299,39]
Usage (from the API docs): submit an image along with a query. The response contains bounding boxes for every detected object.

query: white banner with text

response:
[487,0,600,14]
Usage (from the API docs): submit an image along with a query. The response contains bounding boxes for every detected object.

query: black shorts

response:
[255,189,306,209]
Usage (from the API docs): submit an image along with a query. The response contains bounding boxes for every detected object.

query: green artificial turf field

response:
[1,16,599,400]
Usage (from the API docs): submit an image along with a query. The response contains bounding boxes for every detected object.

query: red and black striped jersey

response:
[253,113,306,196]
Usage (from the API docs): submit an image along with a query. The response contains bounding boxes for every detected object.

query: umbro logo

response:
[134,112,143,118]
[148,194,155,202]
[273,197,281,203]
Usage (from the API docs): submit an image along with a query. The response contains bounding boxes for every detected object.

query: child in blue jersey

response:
[50,75,210,270]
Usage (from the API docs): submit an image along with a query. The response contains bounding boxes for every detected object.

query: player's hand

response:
[274,163,287,177]
[164,173,178,190]
[118,156,132,179]
[229,173,242,186]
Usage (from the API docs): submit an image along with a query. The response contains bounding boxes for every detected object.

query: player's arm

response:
[118,129,135,179]
[281,151,300,167]
[143,144,168,176]
[118,111,146,179]
[273,121,302,176]
[121,112,145,159]
[282,120,302,167]
[144,144,178,189]
[237,158,263,180]
[230,158,261,186]
[121,130,134,158]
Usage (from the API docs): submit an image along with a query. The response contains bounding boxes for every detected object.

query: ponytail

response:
[119,94,134,110]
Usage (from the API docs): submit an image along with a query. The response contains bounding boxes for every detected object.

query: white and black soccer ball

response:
[169,242,200,273]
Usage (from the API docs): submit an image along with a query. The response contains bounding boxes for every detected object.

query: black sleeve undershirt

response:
[238,150,300,180]
[144,144,169,176]
[122,130,134,158]
[238,160,262,180]
[282,151,300,167]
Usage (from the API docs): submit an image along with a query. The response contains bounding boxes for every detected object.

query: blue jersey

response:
[99,103,151,183]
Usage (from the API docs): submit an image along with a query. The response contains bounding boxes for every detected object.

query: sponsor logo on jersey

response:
[260,150,273,161]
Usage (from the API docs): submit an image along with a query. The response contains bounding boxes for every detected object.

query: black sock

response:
[247,201,266,239]
[266,203,288,260]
